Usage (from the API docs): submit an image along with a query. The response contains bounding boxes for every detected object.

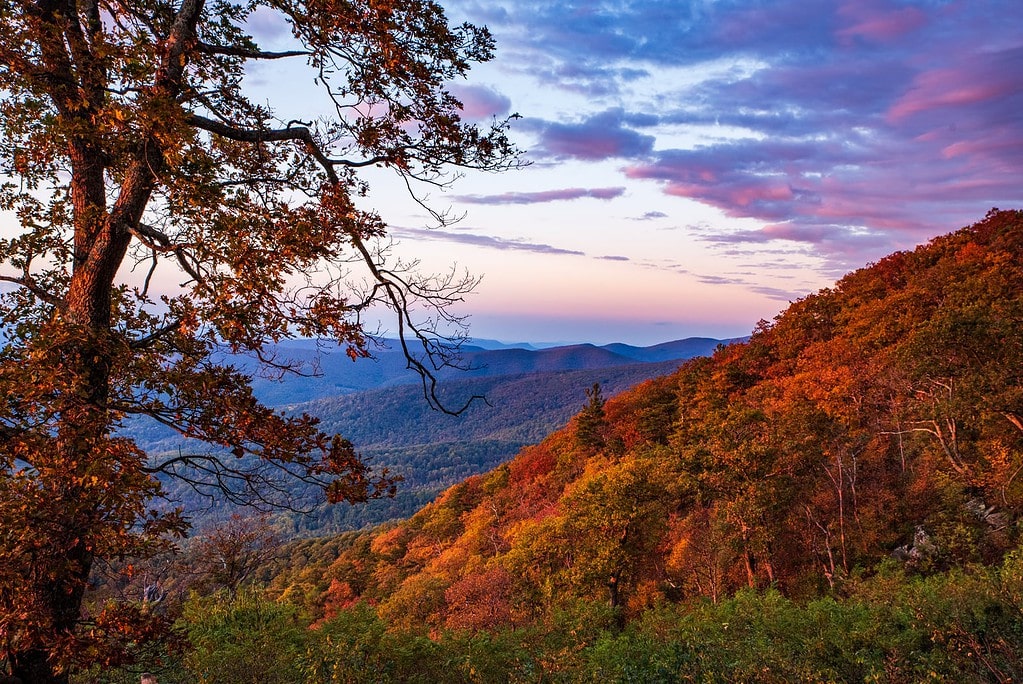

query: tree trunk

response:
[11,249,119,683]
[10,544,92,683]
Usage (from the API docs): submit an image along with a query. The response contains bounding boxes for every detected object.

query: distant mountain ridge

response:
[140,336,739,532]
[601,337,736,363]
[245,336,741,406]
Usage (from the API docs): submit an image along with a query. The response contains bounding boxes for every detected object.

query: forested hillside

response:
[259,210,1023,664]
[137,342,729,534]
[277,360,697,533]
[86,211,1023,682]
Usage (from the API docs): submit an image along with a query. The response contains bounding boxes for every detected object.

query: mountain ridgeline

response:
[242,336,735,406]
[139,336,736,533]
[269,209,1023,634]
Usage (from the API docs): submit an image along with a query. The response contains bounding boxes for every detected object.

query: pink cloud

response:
[941,132,1023,161]
[889,76,1010,121]
[732,183,795,207]
[887,51,1020,122]
[836,1,927,43]
[623,127,1020,249]
[448,84,512,120]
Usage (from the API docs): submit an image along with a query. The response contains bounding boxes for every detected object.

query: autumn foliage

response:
[307,209,1023,632]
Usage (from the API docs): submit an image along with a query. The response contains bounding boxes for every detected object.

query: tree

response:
[189,514,280,595]
[559,455,671,614]
[576,382,607,451]
[0,0,519,679]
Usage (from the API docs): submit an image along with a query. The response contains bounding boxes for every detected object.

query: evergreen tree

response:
[577,383,607,451]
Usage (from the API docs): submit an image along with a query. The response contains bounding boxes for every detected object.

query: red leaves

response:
[443,565,515,631]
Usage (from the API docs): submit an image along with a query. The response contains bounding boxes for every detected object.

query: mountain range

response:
[137,335,741,532]
[241,336,737,407]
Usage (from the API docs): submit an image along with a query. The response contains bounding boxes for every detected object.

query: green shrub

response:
[179,590,309,684]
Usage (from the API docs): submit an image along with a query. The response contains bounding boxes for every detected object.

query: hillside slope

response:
[290,209,1023,630]
[277,360,694,532]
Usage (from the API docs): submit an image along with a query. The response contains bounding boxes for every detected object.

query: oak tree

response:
[0,0,519,679]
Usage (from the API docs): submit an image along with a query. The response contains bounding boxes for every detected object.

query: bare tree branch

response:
[0,274,66,309]
[197,41,311,60]
[186,114,392,176]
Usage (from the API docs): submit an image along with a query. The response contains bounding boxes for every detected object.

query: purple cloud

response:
[528,108,656,161]
[748,284,803,302]
[393,227,584,256]
[453,187,625,205]
[691,271,804,302]
[704,223,892,256]
[625,133,1015,271]
[457,0,1021,268]
[697,274,743,286]
[448,84,513,120]
[623,26,1022,258]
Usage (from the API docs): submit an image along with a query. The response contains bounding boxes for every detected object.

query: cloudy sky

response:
[14,0,1013,348]
[361,0,1019,346]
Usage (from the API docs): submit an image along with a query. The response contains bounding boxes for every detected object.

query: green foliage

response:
[575,383,607,451]
[303,603,445,683]
[179,591,309,684]
[159,551,1023,682]
[578,561,1023,683]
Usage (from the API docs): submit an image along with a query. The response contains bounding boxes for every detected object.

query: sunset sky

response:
[8,1,1020,347]
[355,0,1021,346]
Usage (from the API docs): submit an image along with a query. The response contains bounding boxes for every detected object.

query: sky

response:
[360,0,1022,346]
[356,0,1018,347]
[5,0,1021,347]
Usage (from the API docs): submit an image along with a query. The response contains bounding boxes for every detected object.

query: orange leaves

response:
[311,210,1023,633]
[73,602,175,670]
[443,565,515,631]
